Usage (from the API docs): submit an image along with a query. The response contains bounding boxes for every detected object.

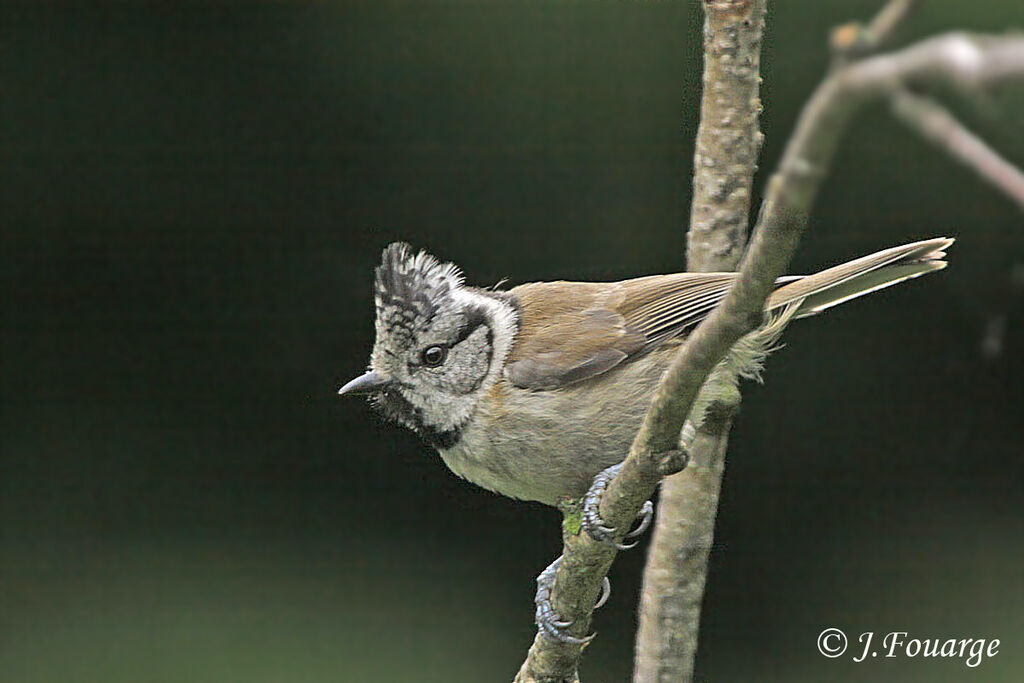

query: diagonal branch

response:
[891,89,1024,211]
[864,0,922,46]
[514,29,1024,683]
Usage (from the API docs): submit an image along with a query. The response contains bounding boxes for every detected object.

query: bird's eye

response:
[421,345,448,367]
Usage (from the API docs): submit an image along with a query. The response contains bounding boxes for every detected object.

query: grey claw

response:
[582,463,655,550]
[533,556,598,645]
[594,577,611,610]
[624,500,655,540]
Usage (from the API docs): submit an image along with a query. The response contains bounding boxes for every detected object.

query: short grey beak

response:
[337,370,389,396]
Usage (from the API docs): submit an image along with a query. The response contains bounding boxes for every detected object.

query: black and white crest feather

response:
[374,242,465,320]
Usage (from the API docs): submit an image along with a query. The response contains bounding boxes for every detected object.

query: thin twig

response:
[891,89,1024,210]
[830,0,922,66]
[866,0,923,46]
[514,29,1024,683]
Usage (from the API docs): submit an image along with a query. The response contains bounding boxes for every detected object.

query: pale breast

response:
[438,347,677,506]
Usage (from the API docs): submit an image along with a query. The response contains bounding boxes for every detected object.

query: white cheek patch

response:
[450,288,518,389]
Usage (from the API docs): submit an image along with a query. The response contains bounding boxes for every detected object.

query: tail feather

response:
[685,237,953,442]
[767,237,953,318]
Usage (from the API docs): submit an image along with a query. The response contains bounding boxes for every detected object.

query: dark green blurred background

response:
[2,1,1022,681]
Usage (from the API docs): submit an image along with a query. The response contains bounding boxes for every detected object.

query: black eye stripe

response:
[451,306,488,346]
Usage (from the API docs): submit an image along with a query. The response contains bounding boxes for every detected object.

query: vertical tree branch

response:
[633,415,733,683]
[685,1,768,272]
[635,1,766,681]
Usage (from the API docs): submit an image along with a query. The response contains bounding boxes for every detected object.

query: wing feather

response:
[505,273,737,390]
[503,237,953,392]
[622,274,736,343]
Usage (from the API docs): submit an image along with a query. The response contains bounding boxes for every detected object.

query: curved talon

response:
[582,463,656,550]
[533,556,598,645]
[624,500,655,540]
[594,577,611,610]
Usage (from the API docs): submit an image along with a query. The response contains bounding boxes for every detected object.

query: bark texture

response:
[685,0,768,273]
[635,2,766,680]
[634,420,732,683]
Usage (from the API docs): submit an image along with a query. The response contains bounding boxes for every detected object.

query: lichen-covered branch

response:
[633,415,733,683]
[686,0,768,272]
[634,1,766,680]
[514,26,1024,683]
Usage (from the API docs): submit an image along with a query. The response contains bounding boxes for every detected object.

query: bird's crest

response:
[374,242,465,321]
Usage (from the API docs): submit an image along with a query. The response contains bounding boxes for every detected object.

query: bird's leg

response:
[533,555,611,644]
[581,462,656,550]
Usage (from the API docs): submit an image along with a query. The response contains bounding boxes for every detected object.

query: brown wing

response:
[617,273,738,345]
[503,237,954,391]
[505,273,738,390]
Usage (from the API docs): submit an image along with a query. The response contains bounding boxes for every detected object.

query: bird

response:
[338,237,952,641]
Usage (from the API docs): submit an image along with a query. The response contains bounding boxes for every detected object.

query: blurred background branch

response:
[890,90,1024,211]
[832,0,1024,212]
